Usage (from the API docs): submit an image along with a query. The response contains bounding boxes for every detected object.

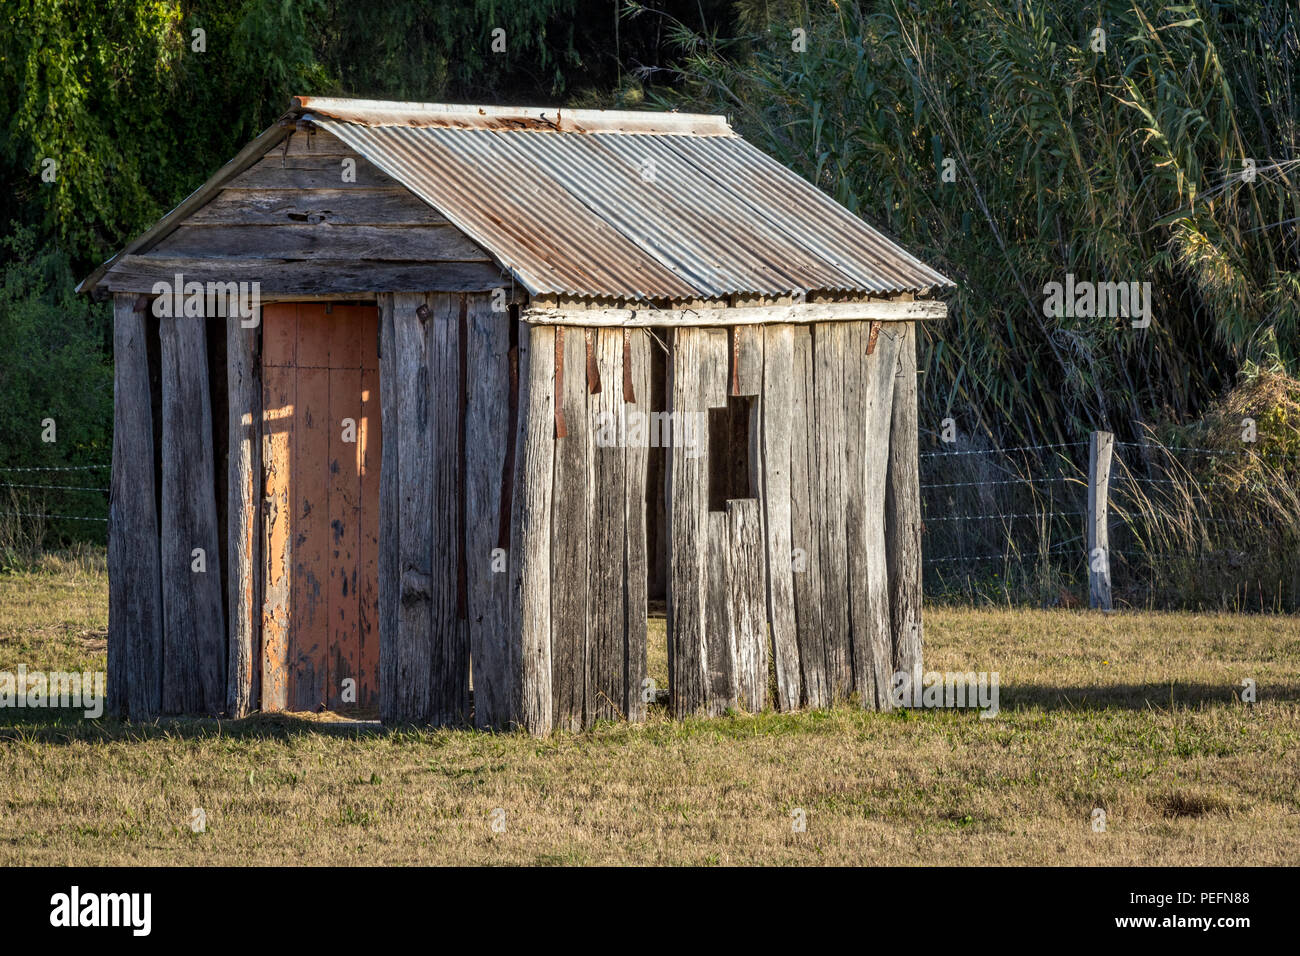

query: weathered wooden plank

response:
[886,321,924,685]
[761,325,799,711]
[522,300,948,327]
[509,322,555,734]
[260,307,294,712]
[159,315,226,714]
[727,498,767,712]
[109,294,163,718]
[550,325,591,731]
[291,361,329,710]
[623,328,651,722]
[732,326,764,396]
[813,323,852,702]
[102,257,507,295]
[357,314,381,710]
[704,511,734,717]
[152,223,487,262]
[740,329,767,713]
[377,295,401,722]
[843,320,871,704]
[667,327,727,717]
[849,321,899,709]
[280,128,356,156]
[667,327,703,717]
[702,329,729,409]
[190,187,448,227]
[464,294,513,728]
[328,359,362,710]
[586,328,627,724]
[191,188,448,229]
[428,295,470,724]
[226,309,261,717]
[789,325,827,708]
[388,292,435,723]
[225,153,399,190]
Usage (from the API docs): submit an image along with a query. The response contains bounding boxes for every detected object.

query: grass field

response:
[1,553,1297,866]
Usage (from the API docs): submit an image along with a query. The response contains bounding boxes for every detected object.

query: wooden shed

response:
[79,97,951,733]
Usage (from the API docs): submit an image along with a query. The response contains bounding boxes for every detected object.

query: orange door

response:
[262,303,381,713]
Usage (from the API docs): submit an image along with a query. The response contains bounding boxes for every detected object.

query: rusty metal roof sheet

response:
[299,99,951,300]
[79,98,952,300]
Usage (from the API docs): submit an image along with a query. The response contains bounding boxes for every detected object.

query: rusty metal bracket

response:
[867,320,882,355]
[554,327,568,438]
[585,328,601,394]
[622,328,635,403]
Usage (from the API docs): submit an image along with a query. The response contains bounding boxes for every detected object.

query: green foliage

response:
[0,0,335,267]
[0,226,113,546]
[659,0,1300,446]
[0,226,112,466]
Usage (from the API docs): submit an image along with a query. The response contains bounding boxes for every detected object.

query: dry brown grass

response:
[1,556,1297,865]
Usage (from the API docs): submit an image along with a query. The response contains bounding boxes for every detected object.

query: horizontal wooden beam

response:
[101,256,509,295]
[151,223,487,261]
[521,299,946,327]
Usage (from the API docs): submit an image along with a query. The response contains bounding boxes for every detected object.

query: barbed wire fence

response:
[4,434,1298,610]
[0,464,110,560]
[919,434,1300,611]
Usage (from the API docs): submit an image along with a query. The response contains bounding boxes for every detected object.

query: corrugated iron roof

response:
[80,98,953,300]
[302,99,951,300]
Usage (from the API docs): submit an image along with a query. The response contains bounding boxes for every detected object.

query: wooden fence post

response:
[1087,430,1114,610]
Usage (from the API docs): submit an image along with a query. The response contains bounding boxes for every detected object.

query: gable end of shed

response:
[88,127,510,298]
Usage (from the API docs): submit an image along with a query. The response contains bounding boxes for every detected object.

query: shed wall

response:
[107,296,925,731]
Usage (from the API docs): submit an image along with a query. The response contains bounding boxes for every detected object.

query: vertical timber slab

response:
[464,294,512,728]
[886,321,924,681]
[426,294,469,724]
[389,292,435,723]
[159,315,226,714]
[587,328,627,724]
[732,326,767,714]
[732,326,764,398]
[509,321,555,735]
[667,327,705,717]
[377,294,402,722]
[550,325,591,731]
[704,511,734,715]
[667,327,726,717]
[789,325,827,707]
[261,304,295,712]
[813,322,852,702]
[623,329,651,722]
[109,294,163,718]
[357,307,382,709]
[855,321,899,709]
[226,309,262,717]
[843,320,869,701]
[727,498,767,712]
[761,324,800,711]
